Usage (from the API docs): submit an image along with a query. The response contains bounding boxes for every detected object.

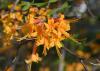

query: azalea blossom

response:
[0,7,71,62]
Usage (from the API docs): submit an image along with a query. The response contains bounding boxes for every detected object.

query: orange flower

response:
[34,15,71,56]
[25,53,41,64]
[21,23,33,34]
[0,6,72,60]
[15,12,23,21]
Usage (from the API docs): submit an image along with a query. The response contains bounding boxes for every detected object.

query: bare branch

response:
[89,62,100,66]
[80,59,88,71]
[63,47,88,71]
[84,0,95,17]
[46,0,50,8]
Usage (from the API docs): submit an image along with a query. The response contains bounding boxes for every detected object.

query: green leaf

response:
[59,2,69,12]
[49,0,57,3]
[49,2,69,16]
[22,2,31,11]
[32,2,47,7]
[0,0,8,9]
[31,0,57,7]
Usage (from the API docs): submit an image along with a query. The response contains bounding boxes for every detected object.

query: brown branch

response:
[96,59,100,63]
[63,47,88,71]
[84,0,95,17]
[63,45,100,70]
[80,59,88,71]
[4,39,34,71]
[89,62,100,66]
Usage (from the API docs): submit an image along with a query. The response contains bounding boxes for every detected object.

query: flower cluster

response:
[0,7,71,62]
[21,7,71,55]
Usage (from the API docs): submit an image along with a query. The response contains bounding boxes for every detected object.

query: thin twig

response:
[68,37,100,67]
[69,37,82,45]
[80,59,88,71]
[89,62,100,66]
[4,38,34,71]
[96,59,100,63]
[63,47,88,71]
[46,0,50,8]
[84,0,95,17]
[63,47,78,58]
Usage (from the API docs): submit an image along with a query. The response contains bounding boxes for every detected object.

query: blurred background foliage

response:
[0,0,100,71]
